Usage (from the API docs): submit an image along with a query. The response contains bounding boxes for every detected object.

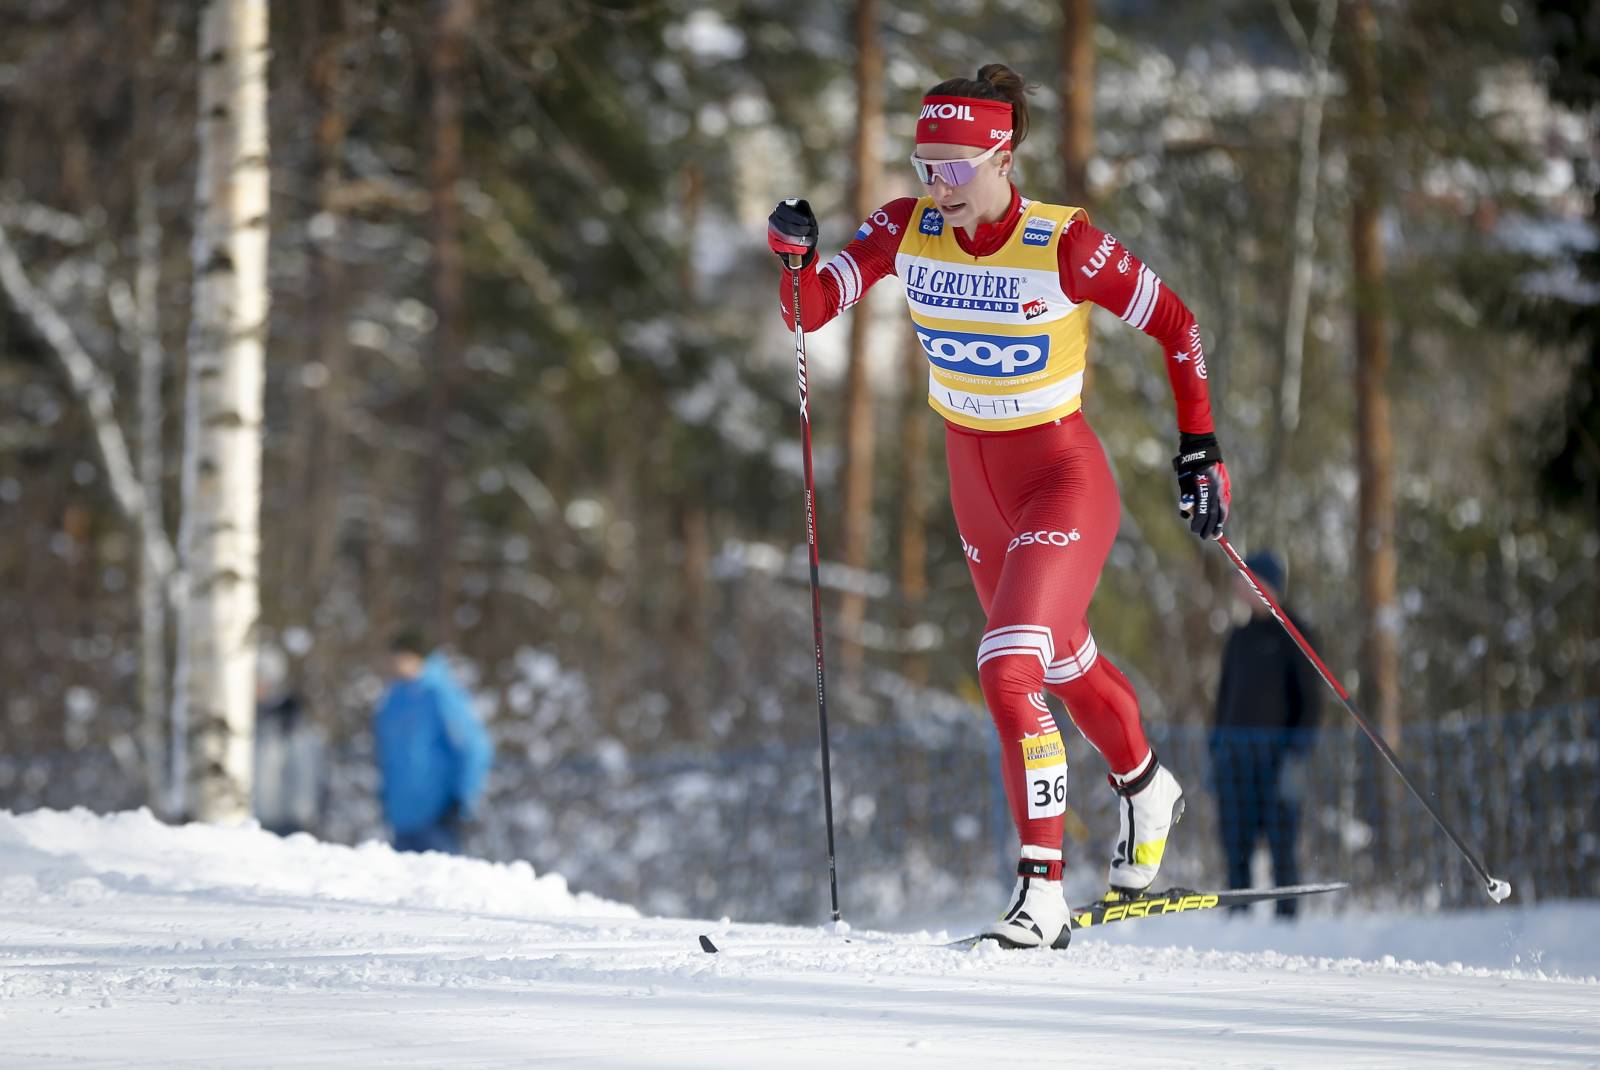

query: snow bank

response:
[1,810,1594,1067]
[0,807,636,919]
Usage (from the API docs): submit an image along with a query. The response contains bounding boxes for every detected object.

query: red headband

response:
[915,95,1014,150]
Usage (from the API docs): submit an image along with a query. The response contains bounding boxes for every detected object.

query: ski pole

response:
[1216,535,1512,903]
[787,253,842,924]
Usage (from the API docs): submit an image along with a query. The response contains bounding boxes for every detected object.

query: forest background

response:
[0,0,1596,918]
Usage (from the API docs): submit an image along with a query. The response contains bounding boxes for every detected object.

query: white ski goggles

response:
[909,139,1008,188]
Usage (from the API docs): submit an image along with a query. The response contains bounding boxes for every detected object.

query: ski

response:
[943,881,1350,950]
[697,932,865,955]
[696,882,1348,954]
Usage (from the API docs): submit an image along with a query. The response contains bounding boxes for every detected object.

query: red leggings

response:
[946,412,1151,851]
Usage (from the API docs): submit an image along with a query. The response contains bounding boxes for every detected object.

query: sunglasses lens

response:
[944,160,977,186]
[912,158,977,187]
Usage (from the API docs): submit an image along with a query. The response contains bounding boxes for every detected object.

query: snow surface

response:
[2,809,1597,1068]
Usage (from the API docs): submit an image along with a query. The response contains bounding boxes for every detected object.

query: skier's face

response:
[912,141,1012,229]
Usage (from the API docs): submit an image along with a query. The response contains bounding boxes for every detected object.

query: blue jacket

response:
[374,654,494,834]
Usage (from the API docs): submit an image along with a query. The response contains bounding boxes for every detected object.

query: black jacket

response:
[1213,612,1322,752]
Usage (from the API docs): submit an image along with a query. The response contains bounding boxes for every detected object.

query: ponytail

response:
[927,63,1032,149]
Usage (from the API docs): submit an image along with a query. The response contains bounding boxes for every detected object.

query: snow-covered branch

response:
[1274,0,1338,436]
[0,218,177,582]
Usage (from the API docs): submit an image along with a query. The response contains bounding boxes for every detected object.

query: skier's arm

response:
[773,197,914,333]
[1060,218,1228,538]
[1058,219,1215,437]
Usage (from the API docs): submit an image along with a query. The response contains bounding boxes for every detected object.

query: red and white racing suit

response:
[777,187,1215,852]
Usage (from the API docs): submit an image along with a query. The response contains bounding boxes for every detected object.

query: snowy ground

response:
[2,810,1596,1068]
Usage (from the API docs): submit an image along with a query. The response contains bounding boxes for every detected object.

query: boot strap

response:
[1112,752,1161,798]
[1017,858,1064,881]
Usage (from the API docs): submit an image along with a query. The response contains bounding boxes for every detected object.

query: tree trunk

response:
[178,0,271,822]
[132,0,169,810]
[895,327,931,684]
[838,0,883,675]
[1059,0,1096,210]
[296,0,354,715]
[422,0,473,645]
[1348,0,1402,751]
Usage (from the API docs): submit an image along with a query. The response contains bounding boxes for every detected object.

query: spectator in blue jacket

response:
[374,631,493,854]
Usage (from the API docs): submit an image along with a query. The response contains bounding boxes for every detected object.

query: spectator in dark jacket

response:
[1210,551,1321,916]
[374,631,494,854]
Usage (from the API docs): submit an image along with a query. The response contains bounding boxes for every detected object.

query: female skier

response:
[767,64,1230,948]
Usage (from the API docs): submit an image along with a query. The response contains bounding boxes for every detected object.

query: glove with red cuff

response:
[1173,432,1231,541]
[767,197,818,268]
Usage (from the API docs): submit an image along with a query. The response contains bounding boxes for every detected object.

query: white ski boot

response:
[984,850,1072,950]
[1106,753,1185,895]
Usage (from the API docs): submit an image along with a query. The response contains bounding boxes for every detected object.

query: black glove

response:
[1172,432,1231,540]
[767,198,818,268]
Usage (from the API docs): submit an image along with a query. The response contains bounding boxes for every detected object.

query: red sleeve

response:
[777,198,916,332]
[1058,218,1215,436]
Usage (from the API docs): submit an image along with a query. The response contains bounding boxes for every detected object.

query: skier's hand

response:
[768,198,818,268]
[1173,432,1230,540]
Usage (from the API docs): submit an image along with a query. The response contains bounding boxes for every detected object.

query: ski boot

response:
[985,850,1072,950]
[1106,753,1185,896]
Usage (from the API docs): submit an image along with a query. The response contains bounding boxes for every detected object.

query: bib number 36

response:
[1030,771,1067,819]
[1021,732,1069,820]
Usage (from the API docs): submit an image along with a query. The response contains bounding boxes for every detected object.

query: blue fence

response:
[4,700,1595,925]
[457,699,1599,924]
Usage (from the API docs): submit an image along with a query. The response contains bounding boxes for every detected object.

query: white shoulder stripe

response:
[1121,266,1160,331]
[821,261,844,302]
[840,255,859,306]
[1120,266,1151,324]
[1135,275,1161,330]
[838,250,864,309]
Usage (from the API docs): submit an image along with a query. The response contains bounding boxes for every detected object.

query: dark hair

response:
[388,629,430,657]
[927,63,1032,149]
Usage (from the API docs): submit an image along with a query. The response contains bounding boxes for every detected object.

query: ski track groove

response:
[3,811,1599,1067]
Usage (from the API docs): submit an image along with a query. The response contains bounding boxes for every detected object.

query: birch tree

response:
[175,0,271,822]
